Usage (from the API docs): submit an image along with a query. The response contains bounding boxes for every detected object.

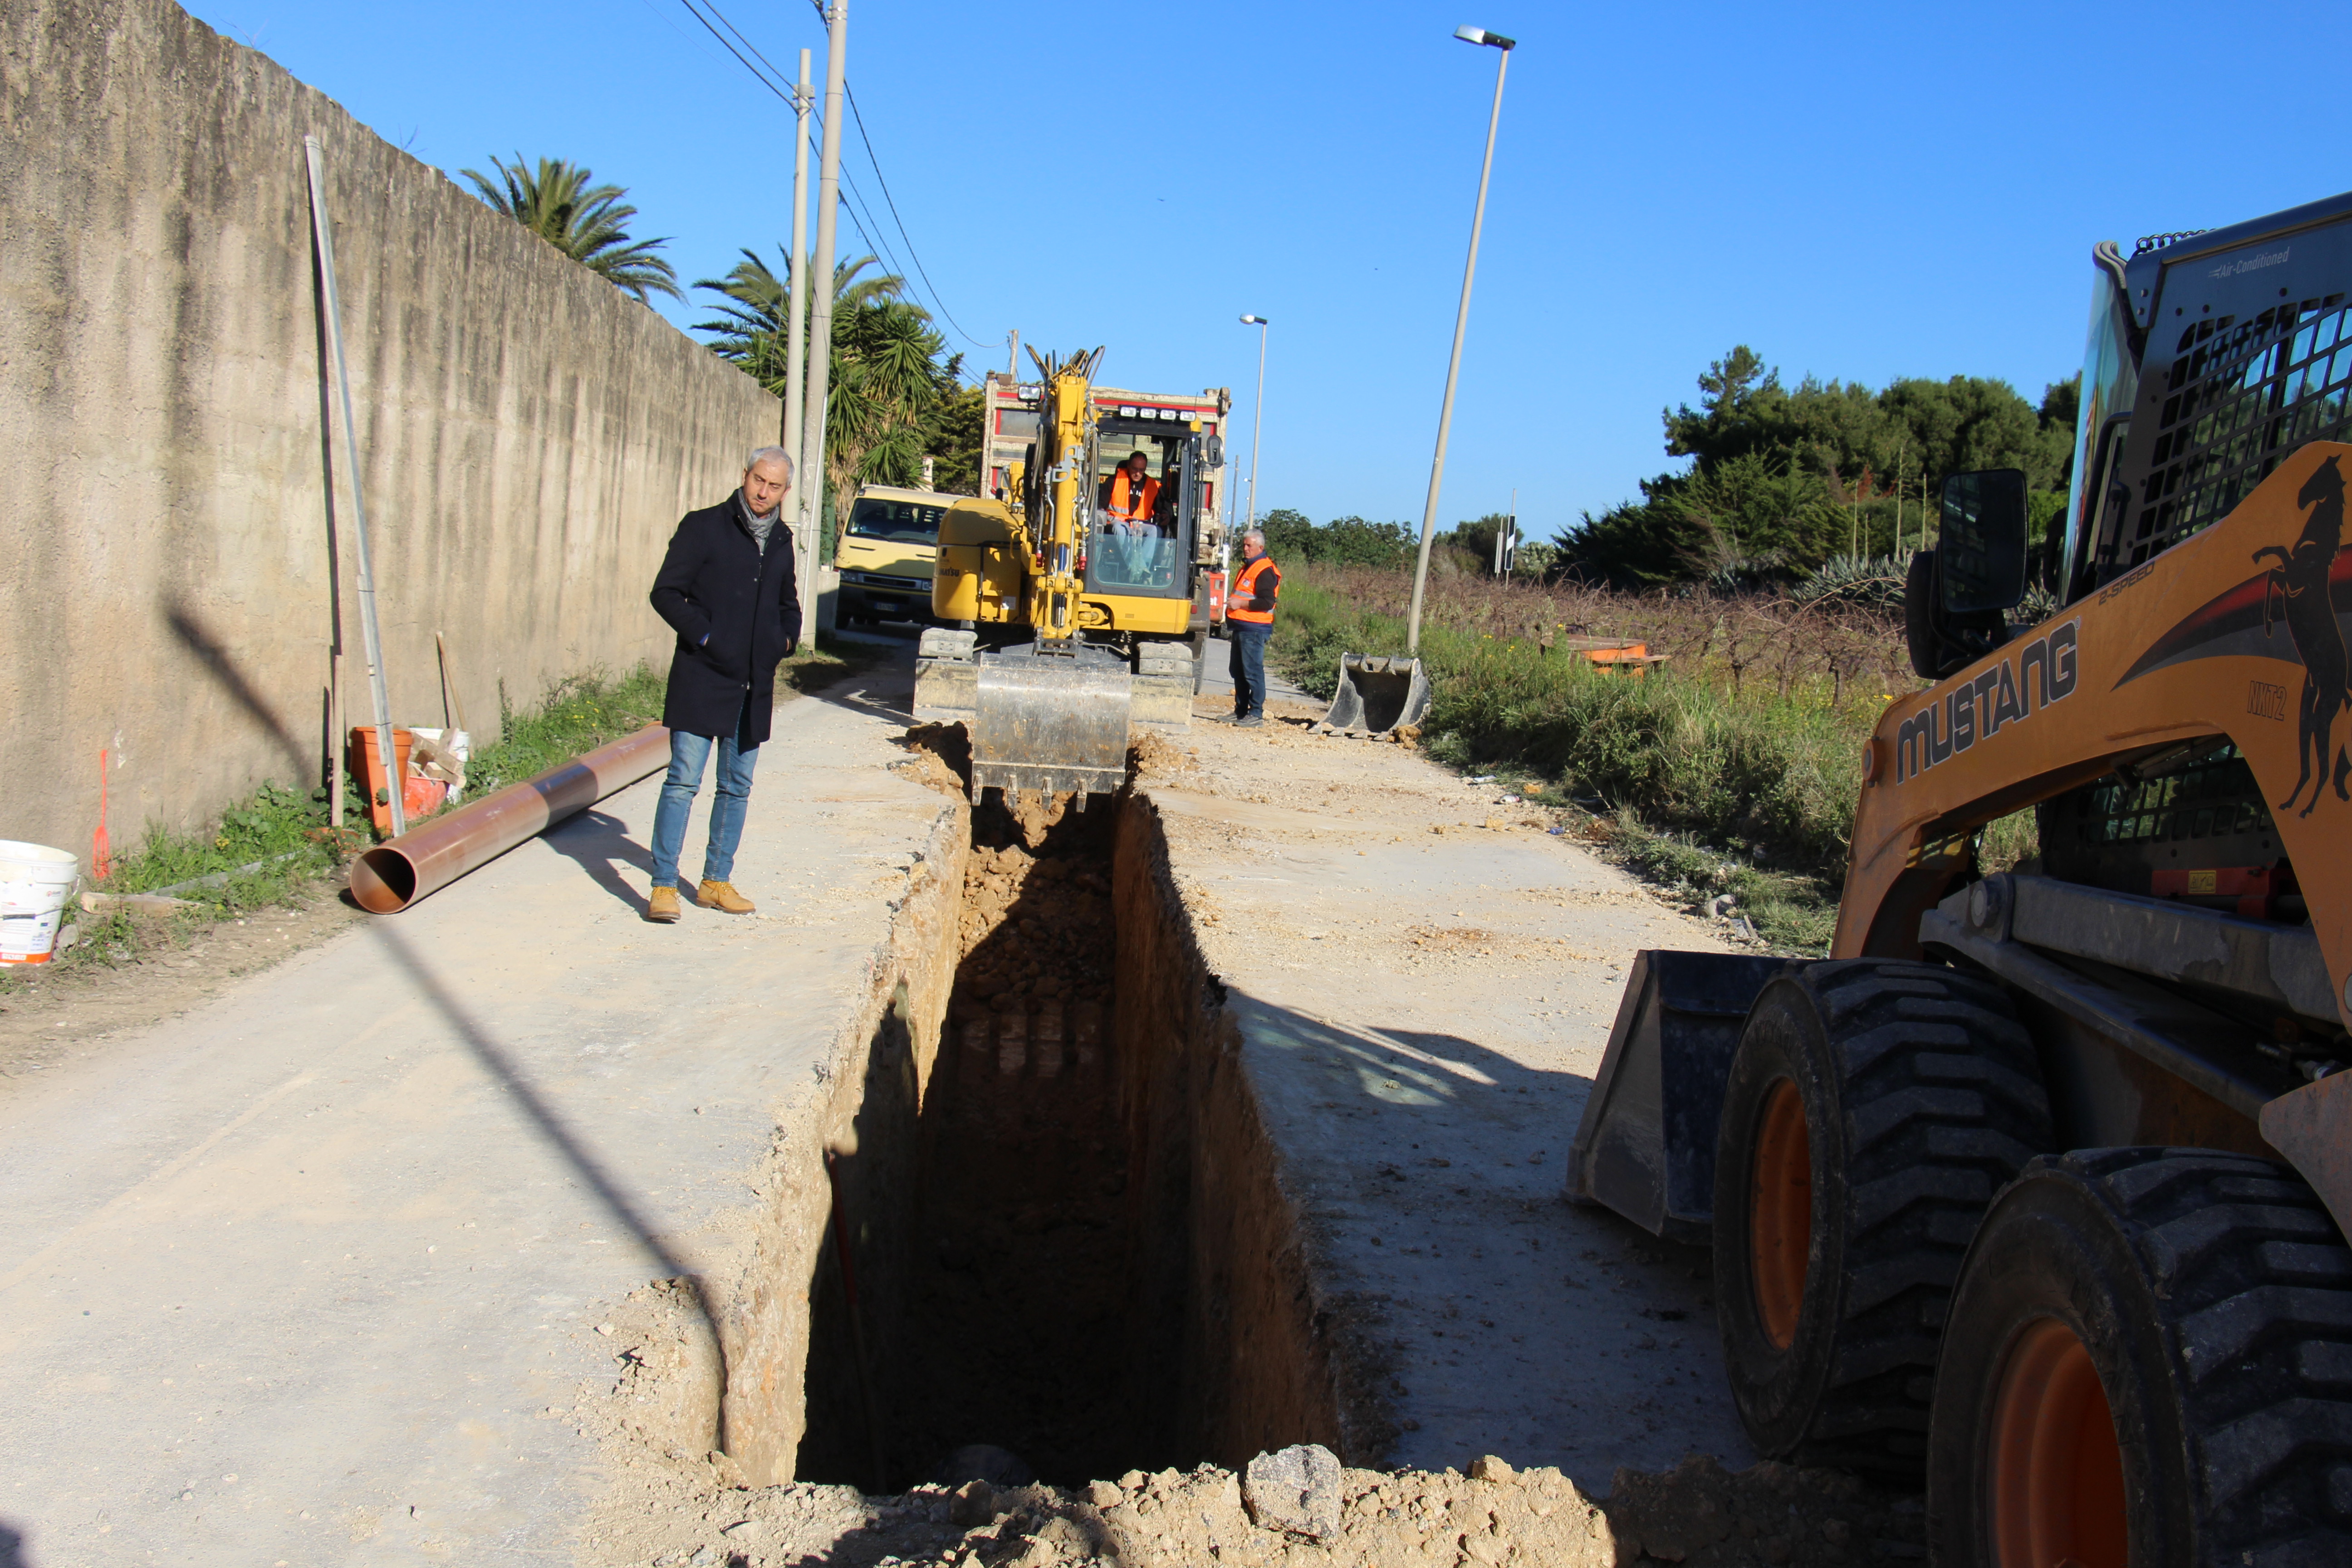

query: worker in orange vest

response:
[1099,452,1161,532]
[1223,527,1279,728]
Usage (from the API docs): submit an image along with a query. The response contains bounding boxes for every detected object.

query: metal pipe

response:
[348,726,670,913]
[304,134,404,836]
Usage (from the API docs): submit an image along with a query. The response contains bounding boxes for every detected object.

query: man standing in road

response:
[1224,527,1279,728]
[643,446,802,923]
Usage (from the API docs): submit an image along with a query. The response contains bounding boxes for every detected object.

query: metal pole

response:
[799,0,848,647]
[785,50,811,466]
[1406,41,1511,657]
[1245,317,1268,530]
[304,135,404,836]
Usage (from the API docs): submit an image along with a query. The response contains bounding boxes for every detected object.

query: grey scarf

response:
[737,489,779,550]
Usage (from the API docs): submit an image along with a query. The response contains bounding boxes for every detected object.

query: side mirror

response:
[1938,469,2029,614]
[1204,435,1225,468]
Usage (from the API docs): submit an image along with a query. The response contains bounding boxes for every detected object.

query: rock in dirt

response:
[1242,1443,1342,1539]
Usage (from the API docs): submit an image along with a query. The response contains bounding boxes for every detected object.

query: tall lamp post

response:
[1240,314,1269,535]
[1406,24,1514,657]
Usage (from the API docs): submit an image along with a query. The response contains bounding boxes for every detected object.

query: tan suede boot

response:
[696,879,756,914]
[646,885,681,923]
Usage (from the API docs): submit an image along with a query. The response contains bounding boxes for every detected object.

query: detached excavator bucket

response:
[1316,653,1431,737]
[1566,950,1793,1243]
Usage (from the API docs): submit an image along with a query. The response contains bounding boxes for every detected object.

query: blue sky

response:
[189,0,2352,545]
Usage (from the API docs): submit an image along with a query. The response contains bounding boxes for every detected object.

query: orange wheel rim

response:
[1749,1077,1812,1349]
[1989,1316,2128,1568]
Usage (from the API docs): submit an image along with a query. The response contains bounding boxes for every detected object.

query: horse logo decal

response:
[2255,454,2352,816]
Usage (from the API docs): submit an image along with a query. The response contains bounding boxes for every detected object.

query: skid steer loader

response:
[913,348,1223,803]
[1568,190,2352,1565]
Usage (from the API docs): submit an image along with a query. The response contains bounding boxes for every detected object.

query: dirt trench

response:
[577,735,1927,1566]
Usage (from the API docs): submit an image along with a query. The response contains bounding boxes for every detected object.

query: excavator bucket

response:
[1565,950,1793,1244]
[916,630,1132,804]
[1316,653,1431,737]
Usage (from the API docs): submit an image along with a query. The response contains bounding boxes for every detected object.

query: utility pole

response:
[1240,314,1269,534]
[799,0,848,648]
[784,47,811,505]
[1007,328,1019,379]
[1406,25,1514,657]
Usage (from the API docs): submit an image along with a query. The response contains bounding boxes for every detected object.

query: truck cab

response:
[833,484,959,625]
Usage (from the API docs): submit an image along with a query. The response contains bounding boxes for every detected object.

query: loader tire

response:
[1927,1149,2352,1568]
[1713,959,2053,1475]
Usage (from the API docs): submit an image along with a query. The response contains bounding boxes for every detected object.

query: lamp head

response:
[1240,314,1267,325]
[1454,24,1516,48]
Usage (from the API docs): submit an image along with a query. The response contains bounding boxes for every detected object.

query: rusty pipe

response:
[348,725,670,913]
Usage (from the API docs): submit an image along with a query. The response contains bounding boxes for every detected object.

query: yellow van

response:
[833,483,958,624]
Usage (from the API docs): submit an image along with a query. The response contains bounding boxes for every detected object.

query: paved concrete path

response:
[0,668,947,1567]
[1149,701,1761,1491]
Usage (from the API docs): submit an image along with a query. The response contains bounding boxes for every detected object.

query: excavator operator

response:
[1100,451,1161,534]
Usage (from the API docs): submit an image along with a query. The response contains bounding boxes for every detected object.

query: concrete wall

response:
[0,0,780,859]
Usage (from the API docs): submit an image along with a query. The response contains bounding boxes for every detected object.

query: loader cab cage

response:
[1083,417,1205,599]
[2083,189,2352,593]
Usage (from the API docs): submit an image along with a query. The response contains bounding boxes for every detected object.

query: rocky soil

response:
[577,1437,1924,1567]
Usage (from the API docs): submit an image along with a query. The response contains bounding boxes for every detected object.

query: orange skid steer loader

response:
[1568,191,2352,1564]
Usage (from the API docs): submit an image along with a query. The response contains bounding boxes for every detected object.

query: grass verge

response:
[5,646,878,991]
[1270,568,1986,954]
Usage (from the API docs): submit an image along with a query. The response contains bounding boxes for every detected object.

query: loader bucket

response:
[1318,653,1431,736]
[1566,950,1794,1244]
[968,645,1132,804]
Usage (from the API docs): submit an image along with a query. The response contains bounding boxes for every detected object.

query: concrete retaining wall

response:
[0,0,779,858]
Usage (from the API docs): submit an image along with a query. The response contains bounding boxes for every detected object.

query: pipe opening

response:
[349,847,417,913]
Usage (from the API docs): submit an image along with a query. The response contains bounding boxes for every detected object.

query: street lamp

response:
[1240,314,1269,536]
[1406,24,1515,656]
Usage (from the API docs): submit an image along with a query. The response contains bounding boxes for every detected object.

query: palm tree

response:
[690,249,909,368]
[459,154,681,304]
[693,250,957,519]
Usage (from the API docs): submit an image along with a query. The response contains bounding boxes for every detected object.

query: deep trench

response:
[798,790,1195,1490]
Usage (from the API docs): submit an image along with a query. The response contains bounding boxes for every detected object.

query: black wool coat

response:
[649,493,802,744]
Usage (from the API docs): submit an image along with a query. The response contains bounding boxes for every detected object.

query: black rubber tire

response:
[1714,958,2053,1475]
[1928,1149,2352,1568]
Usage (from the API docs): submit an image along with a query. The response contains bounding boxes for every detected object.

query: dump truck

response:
[834,483,962,625]
[913,351,1230,802]
[1568,190,2352,1565]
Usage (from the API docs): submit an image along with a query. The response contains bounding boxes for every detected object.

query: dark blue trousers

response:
[1228,621,1272,717]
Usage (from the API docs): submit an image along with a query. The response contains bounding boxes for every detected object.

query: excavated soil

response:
[575,1443,1923,1566]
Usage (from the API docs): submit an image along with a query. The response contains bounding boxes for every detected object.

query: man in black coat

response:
[643,446,803,922]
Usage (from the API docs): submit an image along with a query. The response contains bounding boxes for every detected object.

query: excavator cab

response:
[1085,419,1198,595]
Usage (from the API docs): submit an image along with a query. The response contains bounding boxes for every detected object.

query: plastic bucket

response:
[0,840,80,965]
[351,725,446,834]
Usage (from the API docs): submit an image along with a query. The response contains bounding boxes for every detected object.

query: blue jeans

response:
[649,697,760,890]
[1229,621,1272,716]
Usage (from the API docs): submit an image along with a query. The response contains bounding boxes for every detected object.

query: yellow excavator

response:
[913,347,1221,803]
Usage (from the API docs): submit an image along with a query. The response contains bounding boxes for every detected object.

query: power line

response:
[677,0,977,350]
[843,83,990,348]
[669,0,905,289]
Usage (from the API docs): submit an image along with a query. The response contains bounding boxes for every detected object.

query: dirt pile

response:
[580,1444,1922,1567]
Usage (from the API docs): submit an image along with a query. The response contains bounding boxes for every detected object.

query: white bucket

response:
[0,840,80,965]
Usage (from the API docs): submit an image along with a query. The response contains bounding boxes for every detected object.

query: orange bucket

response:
[350,726,446,835]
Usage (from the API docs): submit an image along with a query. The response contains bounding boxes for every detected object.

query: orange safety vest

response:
[1108,468,1160,523]
[1229,554,1279,624]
